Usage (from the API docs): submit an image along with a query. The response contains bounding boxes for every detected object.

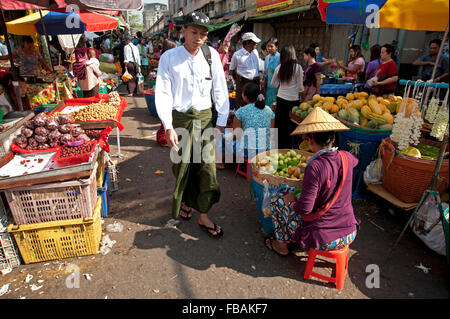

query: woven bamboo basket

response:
[381,138,449,203]
[250,149,314,189]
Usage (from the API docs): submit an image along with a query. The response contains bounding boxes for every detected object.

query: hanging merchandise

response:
[390,81,424,150]
[223,23,243,48]
[430,108,449,141]
[430,90,449,142]
[424,97,440,123]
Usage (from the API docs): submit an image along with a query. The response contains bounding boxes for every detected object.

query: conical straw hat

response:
[291,106,349,135]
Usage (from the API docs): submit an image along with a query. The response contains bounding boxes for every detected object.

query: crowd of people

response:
[154,11,363,255]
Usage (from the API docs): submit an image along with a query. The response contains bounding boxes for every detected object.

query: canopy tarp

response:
[3,0,143,11]
[0,0,66,10]
[319,0,449,31]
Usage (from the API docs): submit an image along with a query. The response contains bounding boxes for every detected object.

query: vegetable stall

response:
[0,91,125,271]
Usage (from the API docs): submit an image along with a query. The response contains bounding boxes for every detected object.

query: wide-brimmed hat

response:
[291,107,349,135]
[241,32,261,43]
[183,12,212,31]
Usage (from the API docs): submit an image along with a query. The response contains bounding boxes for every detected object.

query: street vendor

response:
[265,107,360,256]
[155,11,230,238]
[14,36,52,80]
[337,45,365,81]
[0,72,31,113]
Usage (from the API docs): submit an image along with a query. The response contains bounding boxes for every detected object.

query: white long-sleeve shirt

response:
[155,45,230,131]
[124,43,141,65]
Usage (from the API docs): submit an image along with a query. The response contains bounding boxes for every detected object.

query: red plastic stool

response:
[303,246,349,290]
[235,157,251,181]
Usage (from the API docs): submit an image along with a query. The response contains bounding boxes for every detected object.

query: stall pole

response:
[0,9,23,111]
[38,10,59,102]
[111,126,123,158]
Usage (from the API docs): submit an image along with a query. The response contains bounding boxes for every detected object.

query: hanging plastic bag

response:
[261,180,274,217]
[363,158,383,185]
[121,70,133,83]
[410,192,447,256]
[137,72,144,92]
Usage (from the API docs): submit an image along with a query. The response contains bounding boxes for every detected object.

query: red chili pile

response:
[59,143,93,158]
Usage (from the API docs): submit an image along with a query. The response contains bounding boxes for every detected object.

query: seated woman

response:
[233,82,275,161]
[0,72,31,115]
[265,107,360,256]
[215,83,274,169]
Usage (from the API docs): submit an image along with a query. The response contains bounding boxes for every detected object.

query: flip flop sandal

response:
[264,237,289,257]
[198,223,224,239]
[179,207,193,220]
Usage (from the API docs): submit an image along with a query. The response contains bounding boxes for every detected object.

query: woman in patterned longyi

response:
[265,107,360,257]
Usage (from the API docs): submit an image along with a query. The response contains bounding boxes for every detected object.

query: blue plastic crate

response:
[97,167,111,217]
[338,129,390,197]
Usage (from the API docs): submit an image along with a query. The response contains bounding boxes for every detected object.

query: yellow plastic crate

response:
[8,196,102,264]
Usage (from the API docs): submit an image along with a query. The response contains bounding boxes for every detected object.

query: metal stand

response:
[385,132,448,264]
[111,126,124,158]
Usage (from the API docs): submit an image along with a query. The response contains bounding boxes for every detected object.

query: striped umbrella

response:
[6,9,118,35]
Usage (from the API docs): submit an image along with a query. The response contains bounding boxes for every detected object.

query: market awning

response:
[248,4,312,20]
[207,12,247,33]
[2,0,143,11]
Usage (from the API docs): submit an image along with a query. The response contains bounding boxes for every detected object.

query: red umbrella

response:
[0,0,66,9]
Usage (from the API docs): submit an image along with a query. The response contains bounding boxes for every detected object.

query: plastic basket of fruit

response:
[53,140,98,167]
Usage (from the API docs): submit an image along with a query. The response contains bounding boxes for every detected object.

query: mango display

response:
[295,93,402,130]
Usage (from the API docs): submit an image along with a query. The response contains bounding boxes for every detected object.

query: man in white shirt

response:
[124,35,141,96]
[155,12,229,238]
[229,32,262,108]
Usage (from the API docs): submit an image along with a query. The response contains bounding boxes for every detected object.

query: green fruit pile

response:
[291,101,315,118]
[256,150,310,180]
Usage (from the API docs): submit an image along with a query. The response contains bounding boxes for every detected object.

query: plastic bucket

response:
[143,92,159,119]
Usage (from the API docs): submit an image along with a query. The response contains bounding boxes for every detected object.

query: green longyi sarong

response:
[171,108,221,219]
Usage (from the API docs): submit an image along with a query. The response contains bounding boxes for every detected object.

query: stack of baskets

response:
[1,197,20,271]
[4,153,106,264]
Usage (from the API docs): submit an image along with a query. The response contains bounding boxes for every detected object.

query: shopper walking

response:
[124,35,141,97]
[155,12,229,238]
